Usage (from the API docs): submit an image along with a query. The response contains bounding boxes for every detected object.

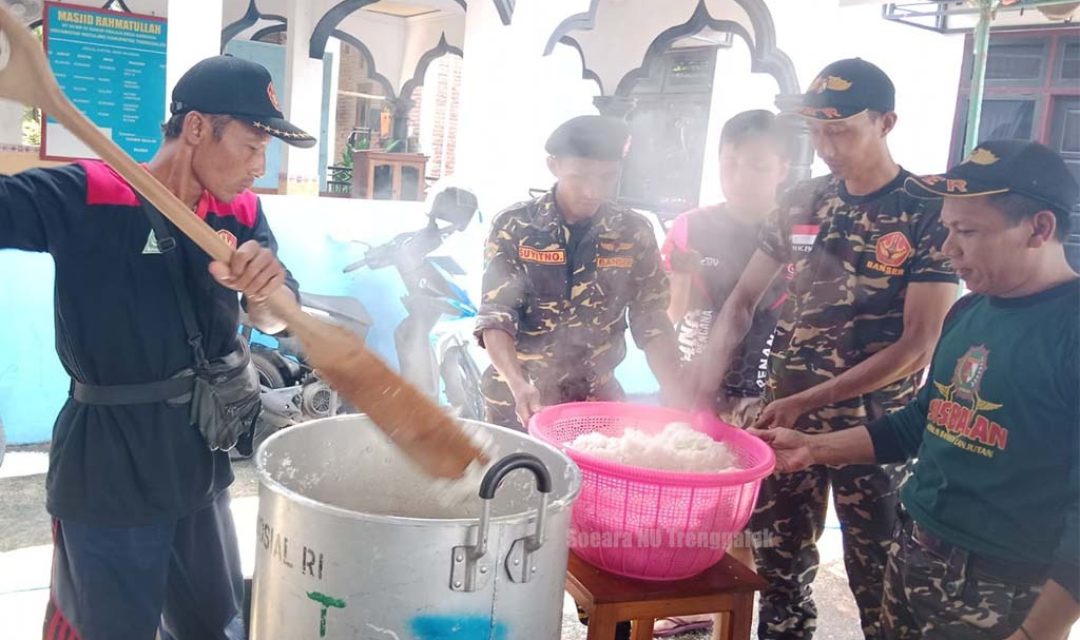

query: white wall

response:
[453,0,964,214]
[0,102,24,146]
[571,0,755,95]
[699,40,784,205]
[768,0,965,175]
[165,0,224,115]
[337,11,409,92]
[700,1,966,203]
[281,0,326,194]
[401,12,466,94]
[455,0,600,213]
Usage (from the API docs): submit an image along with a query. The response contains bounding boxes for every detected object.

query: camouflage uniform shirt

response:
[474,190,672,402]
[759,169,957,433]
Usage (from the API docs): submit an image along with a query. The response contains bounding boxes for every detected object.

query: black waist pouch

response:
[189,341,261,452]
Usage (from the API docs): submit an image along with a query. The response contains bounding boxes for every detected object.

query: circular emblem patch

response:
[217,229,238,250]
[875,231,913,268]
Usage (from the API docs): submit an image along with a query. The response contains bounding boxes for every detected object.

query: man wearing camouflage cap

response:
[692,59,959,638]
[475,115,682,431]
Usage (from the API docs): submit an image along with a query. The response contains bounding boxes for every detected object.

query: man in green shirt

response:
[758,139,1079,640]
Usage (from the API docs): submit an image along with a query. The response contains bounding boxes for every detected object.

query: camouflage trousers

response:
[881,514,1044,639]
[480,365,623,431]
[750,462,906,639]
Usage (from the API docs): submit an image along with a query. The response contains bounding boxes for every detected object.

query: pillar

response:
[166,0,224,113]
[280,0,324,196]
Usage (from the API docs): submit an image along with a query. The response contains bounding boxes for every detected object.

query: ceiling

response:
[364,1,441,18]
[366,0,465,14]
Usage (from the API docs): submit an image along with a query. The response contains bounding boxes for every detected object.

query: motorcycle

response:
[241,293,370,433]
[239,187,485,453]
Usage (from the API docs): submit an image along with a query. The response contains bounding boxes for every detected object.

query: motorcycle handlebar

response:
[342,223,458,274]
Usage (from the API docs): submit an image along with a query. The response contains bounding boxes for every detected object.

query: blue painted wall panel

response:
[0,196,661,444]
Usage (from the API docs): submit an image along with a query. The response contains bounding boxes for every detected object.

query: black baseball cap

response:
[798,58,895,121]
[905,139,1079,214]
[170,55,317,148]
[545,115,630,161]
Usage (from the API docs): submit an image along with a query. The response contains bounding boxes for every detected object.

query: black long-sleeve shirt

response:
[0,160,297,525]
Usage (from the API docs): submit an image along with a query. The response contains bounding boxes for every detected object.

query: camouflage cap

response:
[798,58,895,121]
[906,139,1079,214]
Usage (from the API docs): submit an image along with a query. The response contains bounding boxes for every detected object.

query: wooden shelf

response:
[351,150,428,201]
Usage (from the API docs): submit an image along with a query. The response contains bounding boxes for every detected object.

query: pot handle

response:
[474,453,551,559]
[478,453,552,499]
[450,453,554,592]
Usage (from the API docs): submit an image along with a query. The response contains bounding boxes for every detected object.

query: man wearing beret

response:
[474,115,682,431]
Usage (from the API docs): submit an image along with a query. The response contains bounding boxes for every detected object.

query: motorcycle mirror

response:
[429,186,478,231]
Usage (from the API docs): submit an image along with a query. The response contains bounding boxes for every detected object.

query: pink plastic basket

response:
[528,401,775,581]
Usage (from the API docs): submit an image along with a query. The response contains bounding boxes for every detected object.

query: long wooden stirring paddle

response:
[0,5,485,479]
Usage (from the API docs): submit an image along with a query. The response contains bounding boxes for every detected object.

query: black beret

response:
[545,115,630,161]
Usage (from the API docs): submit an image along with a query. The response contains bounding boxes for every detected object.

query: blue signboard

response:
[41,2,167,163]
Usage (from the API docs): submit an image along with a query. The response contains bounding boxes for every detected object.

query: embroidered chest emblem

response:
[866,231,913,276]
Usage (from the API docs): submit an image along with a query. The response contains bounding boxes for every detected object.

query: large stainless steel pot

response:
[251,415,581,639]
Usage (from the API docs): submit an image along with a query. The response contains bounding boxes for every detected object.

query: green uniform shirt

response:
[474,189,672,399]
[869,280,1080,593]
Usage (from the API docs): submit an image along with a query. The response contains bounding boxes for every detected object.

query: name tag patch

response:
[597,256,633,269]
[519,246,566,265]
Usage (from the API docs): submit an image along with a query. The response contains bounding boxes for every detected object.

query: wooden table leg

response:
[631,618,655,640]
[729,593,754,640]
[712,611,731,640]
[586,605,620,640]
[711,612,730,640]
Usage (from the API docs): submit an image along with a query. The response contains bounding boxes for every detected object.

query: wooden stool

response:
[566,551,767,640]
